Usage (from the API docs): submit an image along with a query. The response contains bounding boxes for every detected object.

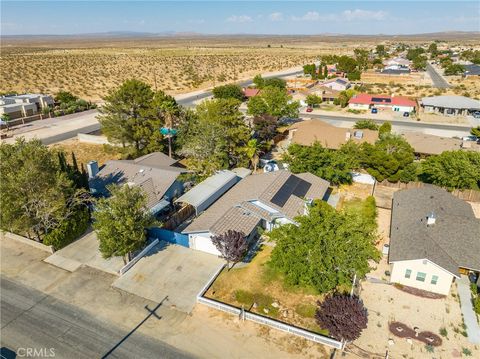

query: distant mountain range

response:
[2,30,479,39]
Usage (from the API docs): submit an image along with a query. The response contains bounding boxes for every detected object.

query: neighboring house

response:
[401,132,480,156]
[243,88,261,98]
[89,152,189,215]
[383,57,411,69]
[288,120,378,150]
[463,64,480,77]
[175,169,250,216]
[388,187,480,295]
[322,78,351,92]
[0,93,54,119]
[348,93,416,113]
[182,170,330,255]
[420,95,480,116]
[313,86,340,103]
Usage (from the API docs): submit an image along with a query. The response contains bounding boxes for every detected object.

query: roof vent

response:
[427,211,436,226]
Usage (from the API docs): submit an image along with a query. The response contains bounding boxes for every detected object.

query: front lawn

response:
[205,244,328,335]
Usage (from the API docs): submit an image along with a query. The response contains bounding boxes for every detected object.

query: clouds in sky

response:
[226,15,253,23]
[268,12,284,22]
[292,9,388,22]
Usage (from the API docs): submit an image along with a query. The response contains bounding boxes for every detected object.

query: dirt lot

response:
[352,258,480,359]
[49,138,121,167]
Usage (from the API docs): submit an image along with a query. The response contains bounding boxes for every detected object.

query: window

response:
[416,272,426,282]
[431,275,439,285]
[405,269,412,279]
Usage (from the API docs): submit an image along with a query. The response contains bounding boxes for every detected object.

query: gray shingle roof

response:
[389,187,480,275]
[90,152,188,209]
[464,64,480,76]
[421,96,480,110]
[182,170,330,236]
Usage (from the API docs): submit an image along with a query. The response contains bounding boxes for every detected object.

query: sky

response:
[1,1,479,36]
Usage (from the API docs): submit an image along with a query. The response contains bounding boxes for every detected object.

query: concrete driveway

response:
[113,241,223,313]
[44,231,123,275]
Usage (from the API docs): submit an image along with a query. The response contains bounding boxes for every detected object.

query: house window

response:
[416,272,426,282]
[405,269,412,279]
[431,275,439,285]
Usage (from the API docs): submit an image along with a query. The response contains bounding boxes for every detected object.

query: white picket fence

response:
[196,264,343,350]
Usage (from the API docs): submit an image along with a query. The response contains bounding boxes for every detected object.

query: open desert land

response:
[1,34,479,101]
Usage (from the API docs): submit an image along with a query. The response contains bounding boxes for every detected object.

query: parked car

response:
[403,112,410,117]
[371,108,378,114]
[306,107,313,113]
[473,111,480,119]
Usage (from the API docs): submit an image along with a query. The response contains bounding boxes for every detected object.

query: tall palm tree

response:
[244,139,262,173]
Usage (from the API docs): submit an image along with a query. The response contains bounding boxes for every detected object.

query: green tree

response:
[323,65,328,79]
[444,64,465,76]
[419,151,480,190]
[0,139,89,246]
[428,42,438,57]
[253,74,265,88]
[376,45,387,57]
[354,49,369,71]
[263,77,287,89]
[93,184,155,264]
[412,56,427,71]
[334,89,357,108]
[98,79,155,156]
[347,71,361,81]
[247,86,299,118]
[337,56,358,73]
[406,48,425,60]
[283,142,355,185]
[360,134,415,182]
[303,64,317,79]
[354,120,379,130]
[178,98,251,177]
[305,94,322,107]
[243,139,262,172]
[378,122,392,136]
[212,84,244,101]
[268,200,380,293]
[471,126,480,137]
[55,91,78,104]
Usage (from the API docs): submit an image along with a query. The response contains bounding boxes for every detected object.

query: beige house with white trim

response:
[388,187,480,295]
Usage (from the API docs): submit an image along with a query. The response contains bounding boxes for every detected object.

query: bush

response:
[234,289,254,306]
[43,206,90,250]
[474,296,480,315]
[354,119,379,130]
[463,348,472,356]
[439,327,448,337]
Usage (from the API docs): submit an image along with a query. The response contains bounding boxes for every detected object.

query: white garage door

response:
[191,233,221,256]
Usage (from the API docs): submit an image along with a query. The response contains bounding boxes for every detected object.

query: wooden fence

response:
[163,204,195,230]
[376,181,480,203]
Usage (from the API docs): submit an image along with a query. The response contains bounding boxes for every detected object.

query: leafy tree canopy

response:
[354,119,379,130]
[337,55,358,73]
[283,143,356,185]
[55,91,79,104]
[178,98,250,178]
[471,126,480,138]
[378,122,392,136]
[93,184,155,264]
[305,94,322,107]
[212,84,244,101]
[444,64,465,76]
[252,75,286,89]
[359,134,415,182]
[268,200,380,293]
[0,139,89,246]
[247,86,299,118]
[211,230,248,268]
[419,151,480,190]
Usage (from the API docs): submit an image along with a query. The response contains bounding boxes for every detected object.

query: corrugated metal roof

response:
[175,170,238,209]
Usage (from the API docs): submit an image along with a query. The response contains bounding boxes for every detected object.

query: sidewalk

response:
[457,276,480,344]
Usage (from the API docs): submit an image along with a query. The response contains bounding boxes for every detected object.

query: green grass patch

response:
[295,303,317,318]
[233,290,279,317]
[307,323,330,336]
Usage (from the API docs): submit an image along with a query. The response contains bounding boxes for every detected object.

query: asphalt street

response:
[426,63,450,89]
[0,276,194,359]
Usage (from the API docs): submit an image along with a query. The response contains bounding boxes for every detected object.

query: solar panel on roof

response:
[372,97,391,103]
[270,176,312,207]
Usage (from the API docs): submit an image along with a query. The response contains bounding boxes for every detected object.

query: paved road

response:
[41,123,100,145]
[176,68,305,107]
[0,276,194,359]
[426,63,450,89]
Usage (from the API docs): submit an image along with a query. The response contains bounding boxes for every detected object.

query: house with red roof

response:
[243,88,261,98]
[348,93,417,113]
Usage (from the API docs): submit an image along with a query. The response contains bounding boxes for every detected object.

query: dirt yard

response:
[205,245,329,336]
[49,138,121,167]
[352,258,480,359]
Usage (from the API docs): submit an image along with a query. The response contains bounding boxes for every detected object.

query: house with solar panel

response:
[348,93,416,113]
[181,170,330,255]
